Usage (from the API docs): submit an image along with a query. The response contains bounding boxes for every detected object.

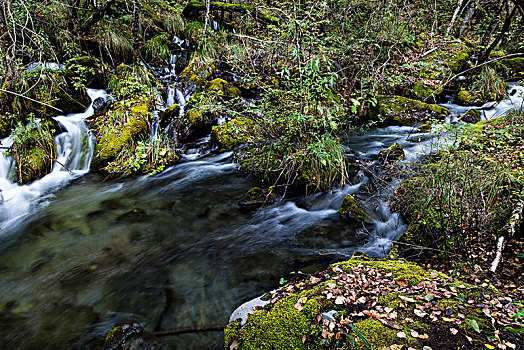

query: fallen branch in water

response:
[151,324,225,336]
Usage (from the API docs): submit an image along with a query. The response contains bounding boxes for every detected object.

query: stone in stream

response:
[104,323,162,350]
[239,187,277,210]
[338,194,369,222]
[378,142,406,163]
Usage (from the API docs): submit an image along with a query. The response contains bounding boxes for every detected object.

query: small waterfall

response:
[0,89,109,230]
[167,87,176,107]
[441,83,524,120]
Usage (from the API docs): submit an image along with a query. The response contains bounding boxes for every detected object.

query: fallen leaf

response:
[485,344,495,349]
[450,328,459,335]
[335,296,346,305]
[385,307,394,313]
[399,295,416,303]
[390,345,403,350]
[357,296,367,304]
[414,309,427,318]
[397,331,407,338]
[302,334,306,343]
[397,279,408,287]
[469,319,481,333]
[410,330,419,338]
[418,333,429,339]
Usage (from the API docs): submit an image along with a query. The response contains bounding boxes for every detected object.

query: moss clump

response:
[65,55,107,89]
[91,100,153,170]
[205,78,242,97]
[377,95,450,126]
[379,142,406,162]
[10,119,58,184]
[211,117,256,151]
[462,108,481,123]
[180,56,215,86]
[225,294,323,349]
[457,90,483,106]
[0,114,11,138]
[338,195,369,221]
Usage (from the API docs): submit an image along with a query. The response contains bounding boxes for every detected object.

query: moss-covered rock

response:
[104,323,161,350]
[210,117,256,151]
[179,56,216,86]
[377,95,450,126]
[457,89,483,106]
[338,195,369,221]
[462,108,481,123]
[11,119,58,184]
[378,142,406,163]
[90,99,153,170]
[205,78,241,97]
[65,55,107,89]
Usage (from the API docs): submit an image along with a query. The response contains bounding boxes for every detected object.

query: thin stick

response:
[0,88,63,112]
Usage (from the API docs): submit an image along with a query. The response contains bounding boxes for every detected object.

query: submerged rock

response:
[338,195,369,221]
[104,323,161,350]
[239,187,277,209]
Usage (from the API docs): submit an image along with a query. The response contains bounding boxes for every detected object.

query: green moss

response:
[225,294,323,349]
[338,195,369,221]
[180,56,215,86]
[351,318,420,350]
[91,100,152,169]
[378,95,450,126]
[239,187,276,209]
[211,117,256,151]
[379,143,405,162]
[183,1,279,24]
[457,90,483,106]
[11,120,58,184]
[0,114,10,138]
[462,108,481,123]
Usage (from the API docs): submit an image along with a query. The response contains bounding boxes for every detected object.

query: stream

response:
[0,83,522,349]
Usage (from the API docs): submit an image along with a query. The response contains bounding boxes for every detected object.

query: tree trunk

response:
[480,4,517,63]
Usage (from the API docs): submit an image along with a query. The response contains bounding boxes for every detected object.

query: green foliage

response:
[472,66,507,102]
[109,65,158,101]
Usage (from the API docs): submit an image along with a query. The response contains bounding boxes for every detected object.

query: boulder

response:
[338,194,369,221]
[210,117,257,151]
[378,142,406,163]
[377,95,450,126]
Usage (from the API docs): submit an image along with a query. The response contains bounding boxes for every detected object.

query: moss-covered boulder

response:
[11,119,58,184]
[210,117,257,151]
[377,95,450,126]
[226,258,521,350]
[65,55,107,89]
[457,90,483,106]
[0,114,11,138]
[179,56,216,87]
[90,99,153,170]
[205,78,241,97]
[338,195,369,221]
[461,108,481,123]
[378,142,406,163]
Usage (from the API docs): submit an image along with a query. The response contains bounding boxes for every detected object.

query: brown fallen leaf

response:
[418,333,429,339]
[335,296,346,305]
[378,318,402,330]
[410,330,419,338]
[399,295,416,303]
[397,331,407,338]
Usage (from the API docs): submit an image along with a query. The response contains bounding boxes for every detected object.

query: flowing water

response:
[0,84,522,349]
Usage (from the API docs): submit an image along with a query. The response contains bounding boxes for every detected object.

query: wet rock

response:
[104,323,161,350]
[205,78,241,97]
[378,143,406,163]
[338,195,369,221]
[116,208,149,223]
[93,95,114,116]
[461,108,481,123]
[239,187,277,210]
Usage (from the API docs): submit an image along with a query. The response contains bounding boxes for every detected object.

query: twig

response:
[0,87,63,112]
[490,236,505,273]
